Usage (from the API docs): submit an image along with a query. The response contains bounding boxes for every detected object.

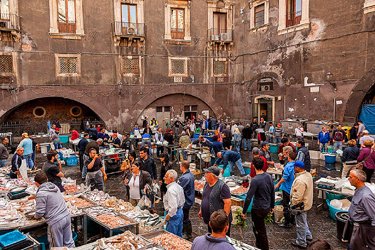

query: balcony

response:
[0,13,20,31]
[208,28,233,43]
[113,22,145,38]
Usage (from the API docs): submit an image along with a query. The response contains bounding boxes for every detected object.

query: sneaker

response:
[291,241,307,249]
[279,223,292,228]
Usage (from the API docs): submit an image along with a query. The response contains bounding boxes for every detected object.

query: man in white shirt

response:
[163,169,185,237]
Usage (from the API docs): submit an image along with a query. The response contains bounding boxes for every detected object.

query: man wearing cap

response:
[199,166,232,236]
[348,168,375,249]
[275,152,297,228]
[250,147,268,178]
[18,132,34,169]
[214,150,246,176]
[260,142,275,167]
[242,157,274,250]
[290,160,313,249]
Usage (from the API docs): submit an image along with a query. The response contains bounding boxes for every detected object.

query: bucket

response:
[335,212,353,243]
[325,154,336,164]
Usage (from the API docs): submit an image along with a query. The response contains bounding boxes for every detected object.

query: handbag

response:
[356,149,372,170]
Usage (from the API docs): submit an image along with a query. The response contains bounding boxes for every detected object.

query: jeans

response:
[24,154,34,169]
[319,143,328,152]
[166,208,183,237]
[251,208,270,250]
[275,137,281,144]
[295,211,312,247]
[333,141,343,151]
[182,207,192,237]
[233,141,241,152]
[229,159,245,175]
[243,139,251,151]
[0,159,7,168]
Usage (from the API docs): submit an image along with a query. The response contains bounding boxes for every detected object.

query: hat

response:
[260,141,269,148]
[294,160,305,169]
[252,147,260,155]
[204,166,220,176]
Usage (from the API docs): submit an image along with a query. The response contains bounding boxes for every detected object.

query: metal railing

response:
[207,28,233,42]
[0,13,20,31]
[113,22,145,37]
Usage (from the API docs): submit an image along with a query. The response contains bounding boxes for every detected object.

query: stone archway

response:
[0,86,113,123]
[344,68,375,122]
[130,87,226,124]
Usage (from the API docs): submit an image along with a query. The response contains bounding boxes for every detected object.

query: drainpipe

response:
[333,97,336,121]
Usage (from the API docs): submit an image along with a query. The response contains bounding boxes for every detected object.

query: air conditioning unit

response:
[221,32,232,41]
[211,35,220,41]
[260,85,271,91]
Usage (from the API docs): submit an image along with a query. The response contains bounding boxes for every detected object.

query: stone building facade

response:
[0,0,374,133]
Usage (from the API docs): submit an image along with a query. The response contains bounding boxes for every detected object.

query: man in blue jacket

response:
[215,150,246,176]
[178,161,195,239]
[318,126,330,152]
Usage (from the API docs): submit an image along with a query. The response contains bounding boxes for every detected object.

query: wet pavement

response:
[35,151,350,250]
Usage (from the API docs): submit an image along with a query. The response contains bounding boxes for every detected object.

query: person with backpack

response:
[332,125,347,151]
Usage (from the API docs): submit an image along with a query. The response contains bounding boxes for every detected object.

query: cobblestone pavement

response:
[38,152,349,250]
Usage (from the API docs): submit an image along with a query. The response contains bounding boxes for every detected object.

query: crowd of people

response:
[0,116,374,250]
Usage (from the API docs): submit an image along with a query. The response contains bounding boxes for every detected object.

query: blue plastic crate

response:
[59,135,69,144]
[66,155,78,166]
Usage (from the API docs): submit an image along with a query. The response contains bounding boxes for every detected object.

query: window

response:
[213,59,227,77]
[0,55,12,73]
[286,0,302,27]
[278,0,309,34]
[58,0,76,33]
[0,0,9,19]
[157,106,171,112]
[121,3,138,33]
[49,0,84,38]
[254,4,265,27]
[170,8,184,39]
[213,12,227,35]
[169,57,188,77]
[121,56,140,76]
[56,54,80,76]
[164,2,190,41]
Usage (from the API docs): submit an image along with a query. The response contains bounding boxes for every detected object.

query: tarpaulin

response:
[359,104,375,134]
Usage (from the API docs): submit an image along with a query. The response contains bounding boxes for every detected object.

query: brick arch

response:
[0,86,112,123]
[344,68,375,122]
[131,89,226,122]
[246,71,284,91]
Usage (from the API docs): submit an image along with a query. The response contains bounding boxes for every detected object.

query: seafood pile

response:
[149,232,191,250]
[84,190,111,203]
[86,207,133,229]
[123,207,162,232]
[63,183,89,195]
[231,186,248,196]
[65,196,94,209]
[102,197,134,213]
[96,231,151,250]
